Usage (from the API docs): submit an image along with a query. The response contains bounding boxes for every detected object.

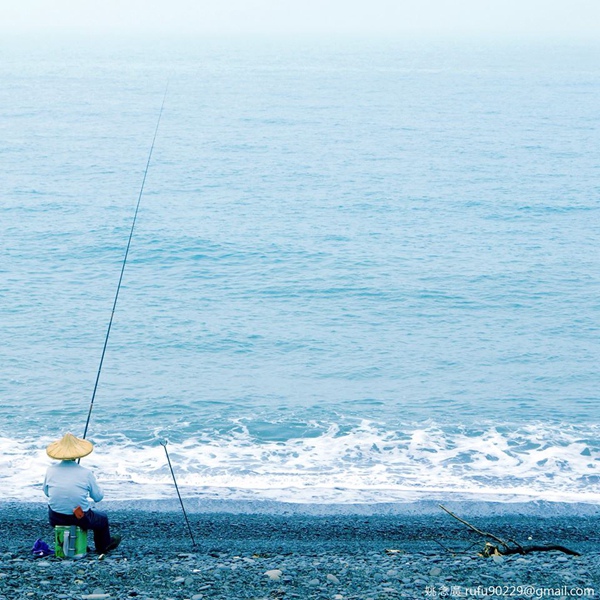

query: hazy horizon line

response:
[2,29,599,44]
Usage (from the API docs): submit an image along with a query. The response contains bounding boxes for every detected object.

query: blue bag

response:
[32,538,53,558]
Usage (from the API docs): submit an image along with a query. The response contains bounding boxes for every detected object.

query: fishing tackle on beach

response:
[81,83,169,441]
[160,440,197,548]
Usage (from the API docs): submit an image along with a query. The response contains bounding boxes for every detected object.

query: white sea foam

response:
[2,422,597,505]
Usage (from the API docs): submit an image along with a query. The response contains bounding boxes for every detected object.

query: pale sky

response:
[1,0,599,39]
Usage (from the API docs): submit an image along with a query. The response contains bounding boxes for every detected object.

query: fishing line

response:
[160,440,197,547]
[81,82,169,441]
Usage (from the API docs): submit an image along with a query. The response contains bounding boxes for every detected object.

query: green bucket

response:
[54,525,87,558]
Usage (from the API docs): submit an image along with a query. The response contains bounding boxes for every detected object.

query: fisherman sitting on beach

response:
[43,433,121,554]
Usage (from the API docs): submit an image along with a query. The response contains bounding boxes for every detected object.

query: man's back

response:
[43,460,104,514]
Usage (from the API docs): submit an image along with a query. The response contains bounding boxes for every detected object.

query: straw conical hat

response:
[46,433,93,460]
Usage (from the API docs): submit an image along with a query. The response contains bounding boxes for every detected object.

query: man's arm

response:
[88,472,105,503]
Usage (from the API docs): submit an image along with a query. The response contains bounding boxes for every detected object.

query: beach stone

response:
[191,595,204,600]
[491,554,504,564]
[556,556,568,562]
[327,573,340,584]
[173,577,185,584]
[308,578,320,586]
[265,569,283,580]
[429,567,442,577]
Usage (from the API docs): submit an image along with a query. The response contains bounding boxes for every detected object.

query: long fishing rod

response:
[81,83,169,441]
[160,440,197,547]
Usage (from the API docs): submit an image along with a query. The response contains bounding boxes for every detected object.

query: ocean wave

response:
[2,421,598,505]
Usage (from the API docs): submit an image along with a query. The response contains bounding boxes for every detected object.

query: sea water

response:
[1,35,598,506]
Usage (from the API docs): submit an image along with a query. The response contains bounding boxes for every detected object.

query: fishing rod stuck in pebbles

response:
[160,440,197,548]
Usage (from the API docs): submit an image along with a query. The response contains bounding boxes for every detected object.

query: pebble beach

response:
[1,503,598,599]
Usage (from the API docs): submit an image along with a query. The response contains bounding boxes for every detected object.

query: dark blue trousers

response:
[48,507,112,553]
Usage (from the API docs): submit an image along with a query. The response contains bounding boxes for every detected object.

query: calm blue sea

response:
[1,35,598,505]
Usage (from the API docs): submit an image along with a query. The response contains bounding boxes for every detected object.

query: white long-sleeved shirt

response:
[43,460,104,514]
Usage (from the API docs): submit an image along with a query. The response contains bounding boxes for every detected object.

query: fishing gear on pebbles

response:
[161,439,197,548]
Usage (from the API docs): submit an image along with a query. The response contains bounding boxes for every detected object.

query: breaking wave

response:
[2,420,598,505]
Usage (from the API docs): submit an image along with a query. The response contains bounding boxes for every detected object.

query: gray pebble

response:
[264,569,283,580]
